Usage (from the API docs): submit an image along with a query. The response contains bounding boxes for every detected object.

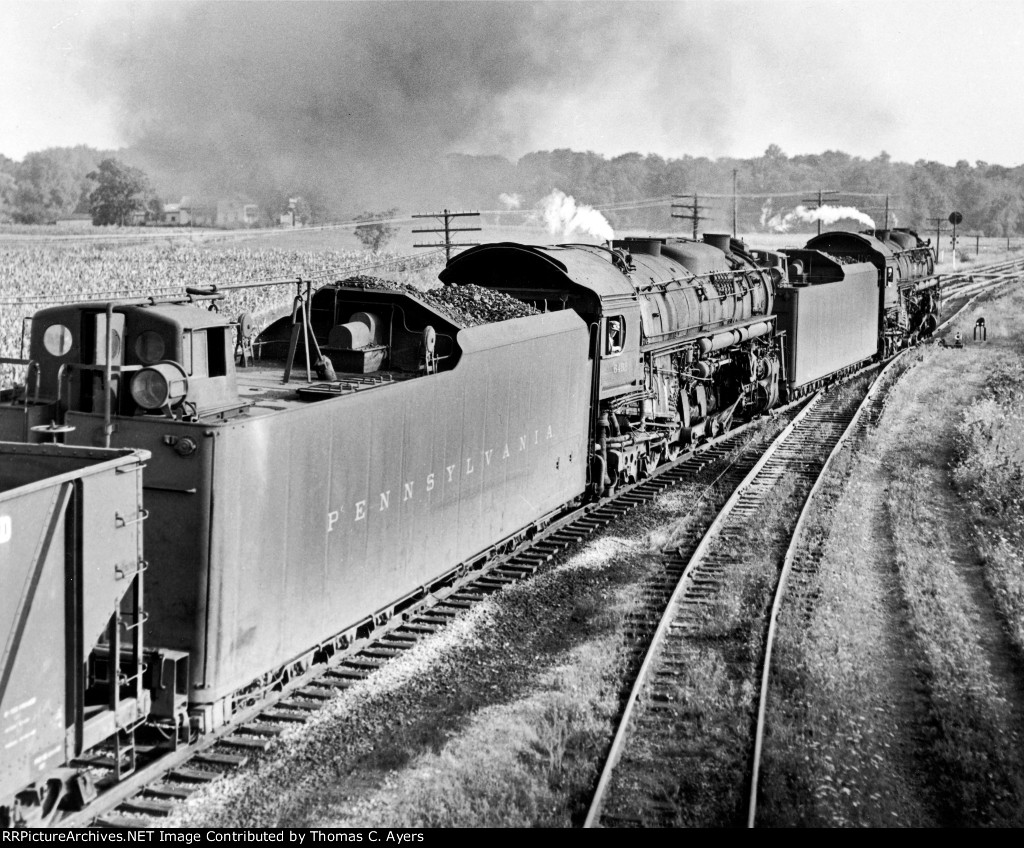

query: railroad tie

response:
[144,783,198,800]
[168,767,221,783]
[221,735,273,752]
[118,795,176,817]
[345,654,392,667]
[375,637,418,650]
[399,622,442,634]
[244,722,290,736]
[278,698,322,712]
[96,814,156,829]
[259,708,313,723]
[192,751,249,768]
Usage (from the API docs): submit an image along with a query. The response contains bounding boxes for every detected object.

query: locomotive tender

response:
[0,228,936,825]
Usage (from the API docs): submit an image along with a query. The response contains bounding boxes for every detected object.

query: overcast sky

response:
[2,0,1022,168]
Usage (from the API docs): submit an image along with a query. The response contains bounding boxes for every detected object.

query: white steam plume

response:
[529,190,614,241]
[499,192,522,209]
[767,204,875,233]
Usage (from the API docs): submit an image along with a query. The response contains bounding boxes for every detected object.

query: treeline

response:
[439,146,1024,236]
[4,143,1024,236]
[0,147,162,226]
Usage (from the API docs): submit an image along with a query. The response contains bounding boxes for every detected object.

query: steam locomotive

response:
[0,227,936,825]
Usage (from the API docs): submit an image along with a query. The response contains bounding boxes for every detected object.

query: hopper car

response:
[0,443,175,826]
[0,229,938,825]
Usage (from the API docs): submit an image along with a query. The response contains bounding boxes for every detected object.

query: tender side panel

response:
[197,311,589,703]
[775,266,879,390]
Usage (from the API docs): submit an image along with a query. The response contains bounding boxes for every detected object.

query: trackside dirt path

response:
[760,313,1024,825]
[758,422,940,825]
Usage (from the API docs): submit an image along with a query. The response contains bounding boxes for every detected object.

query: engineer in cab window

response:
[606,316,624,355]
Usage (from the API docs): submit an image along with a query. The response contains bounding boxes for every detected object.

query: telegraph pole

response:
[671,194,709,239]
[801,189,839,236]
[412,209,481,262]
[732,170,738,237]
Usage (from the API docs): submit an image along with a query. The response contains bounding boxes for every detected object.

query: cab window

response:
[605,316,625,356]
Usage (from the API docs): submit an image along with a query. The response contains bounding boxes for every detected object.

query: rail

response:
[582,390,829,827]
[745,352,906,825]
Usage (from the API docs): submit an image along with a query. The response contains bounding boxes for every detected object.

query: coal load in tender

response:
[338,276,538,327]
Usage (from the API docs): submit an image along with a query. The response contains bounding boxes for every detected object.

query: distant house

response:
[216,199,259,228]
[163,197,215,227]
[163,203,182,225]
[55,213,94,229]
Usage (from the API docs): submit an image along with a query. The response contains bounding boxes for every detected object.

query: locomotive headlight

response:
[131,361,189,410]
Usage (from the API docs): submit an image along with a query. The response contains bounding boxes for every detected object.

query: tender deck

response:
[233,359,414,408]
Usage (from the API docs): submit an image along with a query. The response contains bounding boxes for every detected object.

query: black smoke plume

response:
[87,1,641,216]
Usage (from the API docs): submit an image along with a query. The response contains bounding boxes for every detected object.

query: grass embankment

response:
[952,301,1024,657]
[167,536,644,828]
[760,286,1024,827]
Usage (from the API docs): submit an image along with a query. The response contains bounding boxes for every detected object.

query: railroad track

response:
[52,262,1023,828]
[582,368,893,828]
[54,408,793,828]
[934,256,1023,310]
[574,260,1022,829]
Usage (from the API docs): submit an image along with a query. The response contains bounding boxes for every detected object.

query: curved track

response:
[582,373,889,828]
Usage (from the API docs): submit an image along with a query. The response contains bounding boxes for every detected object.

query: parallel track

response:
[582,371,890,827]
